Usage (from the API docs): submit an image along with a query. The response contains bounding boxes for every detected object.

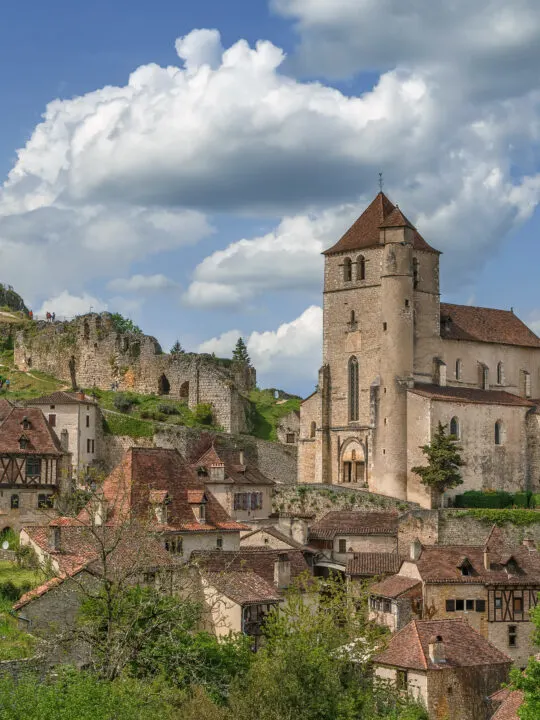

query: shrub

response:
[454,490,514,509]
[0,580,31,601]
[193,403,213,426]
[114,394,134,413]
[514,492,531,508]
[158,404,179,416]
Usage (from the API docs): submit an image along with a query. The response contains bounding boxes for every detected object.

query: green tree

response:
[510,603,540,718]
[412,421,464,499]
[232,338,251,367]
[110,313,142,335]
[170,340,184,354]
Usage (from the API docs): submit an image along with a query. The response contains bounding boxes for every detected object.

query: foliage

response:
[109,313,142,335]
[113,393,135,413]
[510,603,540,718]
[0,560,43,595]
[193,403,214,426]
[0,283,28,314]
[170,340,184,354]
[0,350,64,401]
[248,388,301,441]
[0,597,37,660]
[412,422,464,496]
[102,412,155,439]
[232,338,251,366]
[453,509,540,527]
[453,489,514,509]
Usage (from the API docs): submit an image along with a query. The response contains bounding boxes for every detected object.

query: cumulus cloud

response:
[108,274,179,293]
[36,291,107,318]
[199,305,323,387]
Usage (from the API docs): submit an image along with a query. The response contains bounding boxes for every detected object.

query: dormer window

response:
[21,417,31,430]
[19,436,28,450]
[457,557,473,576]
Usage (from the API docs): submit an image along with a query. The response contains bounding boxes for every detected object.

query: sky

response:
[1,0,540,396]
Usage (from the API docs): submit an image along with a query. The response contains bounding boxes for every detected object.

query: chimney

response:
[484,548,490,571]
[274,552,291,590]
[60,428,69,452]
[428,635,446,664]
[78,391,85,402]
[209,462,225,483]
[410,538,422,562]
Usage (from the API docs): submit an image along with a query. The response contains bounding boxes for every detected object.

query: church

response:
[298,192,540,508]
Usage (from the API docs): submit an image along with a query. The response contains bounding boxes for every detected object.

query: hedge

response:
[454,490,538,509]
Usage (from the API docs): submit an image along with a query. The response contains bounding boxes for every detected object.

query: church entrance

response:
[340,440,365,484]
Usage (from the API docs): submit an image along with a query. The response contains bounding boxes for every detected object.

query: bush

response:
[454,490,514,509]
[514,492,531,508]
[158,404,179,416]
[0,580,31,601]
[193,403,213,426]
[114,394,134,413]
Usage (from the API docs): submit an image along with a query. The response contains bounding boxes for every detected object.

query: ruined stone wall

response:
[14,314,255,434]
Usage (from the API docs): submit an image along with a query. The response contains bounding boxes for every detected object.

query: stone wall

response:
[14,314,255,434]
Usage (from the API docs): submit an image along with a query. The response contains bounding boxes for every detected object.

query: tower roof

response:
[323,192,439,255]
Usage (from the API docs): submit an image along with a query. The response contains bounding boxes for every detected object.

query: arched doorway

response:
[179,381,189,400]
[158,374,170,395]
[339,439,366,484]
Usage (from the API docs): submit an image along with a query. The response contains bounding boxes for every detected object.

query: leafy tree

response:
[170,340,184,354]
[412,421,464,498]
[110,313,142,335]
[193,403,214,426]
[232,338,251,367]
[510,603,540,718]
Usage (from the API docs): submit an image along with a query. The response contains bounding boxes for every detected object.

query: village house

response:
[25,390,100,481]
[371,527,540,667]
[373,618,512,720]
[192,444,275,523]
[368,574,422,632]
[240,525,316,567]
[308,510,399,578]
[0,399,69,532]
[298,191,540,508]
[191,547,314,644]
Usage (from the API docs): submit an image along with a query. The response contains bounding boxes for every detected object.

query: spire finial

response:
[378,172,384,192]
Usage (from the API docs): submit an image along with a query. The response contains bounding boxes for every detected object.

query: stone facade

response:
[298,192,540,508]
[14,314,255,434]
[276,410,300,445]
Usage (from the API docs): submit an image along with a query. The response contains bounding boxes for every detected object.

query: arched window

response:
[343,257,352,282]
[449,417,460,439]
[495,420,503,445]
[310,421,316,438]
[348,356,359,422]
[413,258,419,289]
[482,366,489,390]
[497,362,504,385]
[455,359,462,380]
[10,495,19,510]
[357,255,366,281]
[350,310,356,324]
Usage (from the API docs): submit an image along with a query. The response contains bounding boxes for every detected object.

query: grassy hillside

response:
[0,349,65,399]
[248,388,301,441]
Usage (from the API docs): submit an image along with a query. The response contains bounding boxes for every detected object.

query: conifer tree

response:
[232,338,251,366]
[412,422,464,496]
[170,340,184,354]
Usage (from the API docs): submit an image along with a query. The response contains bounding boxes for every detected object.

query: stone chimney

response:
[209,462,225,483]
[274,552,291,590]
[428,635,446,664]
[410,538,422,562]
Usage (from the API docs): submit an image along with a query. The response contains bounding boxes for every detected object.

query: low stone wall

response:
[0,549,17,562]
[438,509,540,546]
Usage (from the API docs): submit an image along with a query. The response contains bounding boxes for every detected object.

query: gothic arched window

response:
[449,417,460,439]
[455,359,462,380]
[497,362,504,385]
[357,255,366,281]
[348,356,359,422]
[343,257,352,282]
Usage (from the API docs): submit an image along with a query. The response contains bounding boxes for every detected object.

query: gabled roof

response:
[323,192,438,256]
[409,384,535,407]
[490,688,524,720]
[193,444,275,487]
[0,406,63,456]
[0,398,14,422]
[346,552,401,577]
[440,303,540,348]
[309,511,398,540]
[370,575,421,599]
[27,391,98,405]
[204,570,283,605]
[373,619,511,671]
[240,525,314,552]
[84,447,247,533]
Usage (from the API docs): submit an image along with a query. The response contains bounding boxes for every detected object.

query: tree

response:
[412,422,464,498]
[170,340,184,354]
[110,313,142,335]
[232,338,251,367]
[509,603,540,718]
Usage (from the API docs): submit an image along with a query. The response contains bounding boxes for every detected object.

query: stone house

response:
[298,191,540,507]
[373,618,512,720]
[192,547,314,643]
[240,525,316,564]
[191,444,275,523]
[25,391,100,482]
[0,400,70,532]
[376,527,540,668]
[368,575,422,632]
[308,510,399,576]
[276,410,300,445]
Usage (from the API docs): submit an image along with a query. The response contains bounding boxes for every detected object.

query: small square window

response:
[475,600,486,612]
[338,539,347,554]
[514,597,523,613]
[383,322,388,331]
[216,537,223,550]
[466,599,474,611]
[48,414,56,427]
[455,599,464,611]
[495,597,502,610]
[445,599,455,612]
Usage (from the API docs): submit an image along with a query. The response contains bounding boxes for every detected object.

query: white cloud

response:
[108,274,178,293]
[36,292,107,319]
[199,305,323,387]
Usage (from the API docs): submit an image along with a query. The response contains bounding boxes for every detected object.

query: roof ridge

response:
[441,302,515,314]
[412,619,428,669]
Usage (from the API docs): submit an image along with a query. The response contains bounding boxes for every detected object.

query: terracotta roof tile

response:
[0,406,64,455]
[204,570,283,605]
[193,445,275,487]
[187,489,206,504]
[309,511,398,540]
[373,619,511,671]
[347,553,401,577]
[490,689,524,720]
[0,398,14,422]
[370,575,421,599]
[27,391,97,405]
[323,192,438,256]
[409,383,535,407]
[240,525,313,551]
[440,303,540,348]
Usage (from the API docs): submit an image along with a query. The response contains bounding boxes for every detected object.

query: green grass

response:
[248,388,301,441]
[0,561,43,660]
[0,349,64,400]
[0,560,43,591]
[102,412,155,439]
[454,508,540,526]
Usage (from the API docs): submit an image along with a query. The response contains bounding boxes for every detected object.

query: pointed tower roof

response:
[323,192,439,255]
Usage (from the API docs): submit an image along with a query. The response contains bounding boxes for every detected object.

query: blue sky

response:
[1,0,540,396]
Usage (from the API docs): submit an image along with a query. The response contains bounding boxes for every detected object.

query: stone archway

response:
[339,438,366,484]
[158,374,170,395]
[179,381,189,400]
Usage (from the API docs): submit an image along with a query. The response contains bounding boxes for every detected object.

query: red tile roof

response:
[0,398,14,422]
[204,570,282,605]
[370,575,421,599]
[440,303,540,348]
[14,575,69,610]
[240,525,315,552]
[27,391,97,405]
[409,384,535,407]
[85,447,247,533]
[347,553,401,577]
[0,406,63,455]
[323,192,438,256]
[309,511,398,540]
[490,688,524,720]
[193,444,275,487]
[373,619,511,671]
